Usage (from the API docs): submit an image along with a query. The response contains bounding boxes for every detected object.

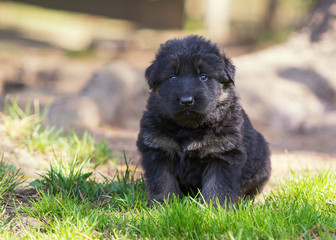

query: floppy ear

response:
[218,54,236,85]
[145,63,156,89]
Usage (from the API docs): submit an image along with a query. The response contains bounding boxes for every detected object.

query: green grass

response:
[0,100,335,239]
[29,153,146,209]
[0,154,24,204]
[2,97,114,164]
[5,165,336,239]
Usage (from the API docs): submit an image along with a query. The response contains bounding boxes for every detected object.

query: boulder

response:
[81,61,148,129]
[47,61,148,130]
[47,95,101,129]
[234,36,336,132]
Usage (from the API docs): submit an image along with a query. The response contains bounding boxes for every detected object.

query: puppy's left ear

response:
[218,54,236,85]
[145,63,156,89]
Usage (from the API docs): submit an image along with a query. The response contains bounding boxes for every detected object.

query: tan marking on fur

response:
[217,90,229,104]
[153,87,161,99]
[143,132,179,152]
[196,59,205,71]
[184,137,237,156]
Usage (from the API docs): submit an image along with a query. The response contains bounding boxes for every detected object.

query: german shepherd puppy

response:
[137,35,271,206]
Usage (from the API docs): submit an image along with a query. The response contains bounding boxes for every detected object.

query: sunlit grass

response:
[14,167,336,239]
[29,153,145,208]
[2,98,48,140]
[1,144,335,239]
[0,154,24,203]
[1,97,114,164]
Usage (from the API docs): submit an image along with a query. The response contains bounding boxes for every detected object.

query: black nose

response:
[179,96,194,107]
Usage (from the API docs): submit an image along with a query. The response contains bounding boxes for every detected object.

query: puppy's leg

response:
[201,151,246,207]
[241,159,271,198]
[242,174,270,198]
[142,150,181,206]
[241,131,271,198]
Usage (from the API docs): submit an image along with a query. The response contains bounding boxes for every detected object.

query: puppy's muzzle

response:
[179,96,194,107]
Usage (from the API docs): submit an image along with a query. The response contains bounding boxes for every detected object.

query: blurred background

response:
[1,0,335,181]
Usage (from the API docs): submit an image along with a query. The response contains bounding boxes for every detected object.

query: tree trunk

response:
[204,0,231,43]
[262,0,278,31]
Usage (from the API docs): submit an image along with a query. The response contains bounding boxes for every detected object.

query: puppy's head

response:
[145,35,236,127]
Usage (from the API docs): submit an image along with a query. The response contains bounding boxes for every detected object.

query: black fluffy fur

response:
[137,35,271,206]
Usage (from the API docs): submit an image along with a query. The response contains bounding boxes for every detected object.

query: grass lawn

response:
[0,99,335,239]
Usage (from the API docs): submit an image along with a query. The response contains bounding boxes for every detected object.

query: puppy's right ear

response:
[218,54,235,86]
[145,63,156,90]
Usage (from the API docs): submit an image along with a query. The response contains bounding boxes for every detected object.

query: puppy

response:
[137,35,271,206]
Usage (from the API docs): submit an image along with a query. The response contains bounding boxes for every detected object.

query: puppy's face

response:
[145,36,235,128]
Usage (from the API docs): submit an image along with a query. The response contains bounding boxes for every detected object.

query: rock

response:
[47,61,148,130]
[234,36,336,131]
[81,61,148,129]
[47,95,101,129]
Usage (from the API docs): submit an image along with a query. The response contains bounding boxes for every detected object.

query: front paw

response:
[201,175,239,208]
[201,191,237,209]
[147,192,181,207]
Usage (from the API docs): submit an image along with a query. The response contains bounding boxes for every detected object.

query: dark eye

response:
[169,75,177,81]
[199,74,208,81]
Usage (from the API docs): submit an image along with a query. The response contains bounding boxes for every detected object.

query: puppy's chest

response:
[143,124,239,158]
[171,152,206,195]
[150,133,236,158]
